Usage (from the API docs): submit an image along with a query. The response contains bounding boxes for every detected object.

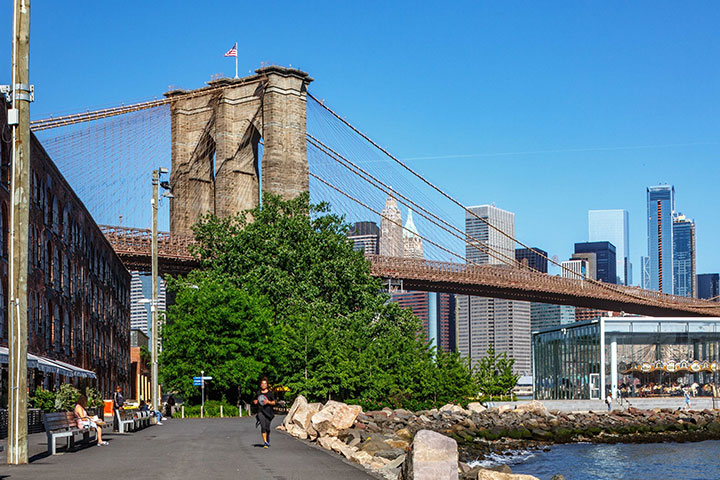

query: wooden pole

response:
[8,0,31,465]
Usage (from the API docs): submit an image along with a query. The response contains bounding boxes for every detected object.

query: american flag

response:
[224,43,237,57]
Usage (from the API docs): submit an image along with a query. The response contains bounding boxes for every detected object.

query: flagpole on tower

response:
[235,42,239,78]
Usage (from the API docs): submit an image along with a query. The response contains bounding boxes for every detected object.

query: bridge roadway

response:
[99,225,720,318]
[2,416,376,480]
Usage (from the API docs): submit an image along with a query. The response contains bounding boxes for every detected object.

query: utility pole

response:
[8,0,31,465]
[151,169,159,412]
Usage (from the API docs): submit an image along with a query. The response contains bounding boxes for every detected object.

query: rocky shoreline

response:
[278,397,720,479]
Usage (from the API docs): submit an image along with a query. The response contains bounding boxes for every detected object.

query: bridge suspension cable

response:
[306,93,720,312]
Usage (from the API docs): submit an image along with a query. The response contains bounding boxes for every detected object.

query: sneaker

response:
[157,421,163,425]
[263,442,269,448]
[97,441,109,446]
[161,417,167,421]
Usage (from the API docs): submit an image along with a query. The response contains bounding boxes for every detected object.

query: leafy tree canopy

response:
[161,193,477,409]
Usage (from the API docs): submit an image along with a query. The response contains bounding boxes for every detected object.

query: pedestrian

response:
[684,389,691,410]
[112,385,125,432]
[166,394,176,418]
[75,395,108,446]
[606,392,612,411]
[140,400,163,425]
[253,378,276,448]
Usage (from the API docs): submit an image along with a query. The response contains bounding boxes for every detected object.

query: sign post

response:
[193,372,212,418]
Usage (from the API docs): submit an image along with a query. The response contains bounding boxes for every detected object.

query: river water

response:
[478,440,720,480]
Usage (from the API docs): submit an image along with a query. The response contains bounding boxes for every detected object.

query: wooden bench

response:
[115,409,135,433]
[42,411,97,455]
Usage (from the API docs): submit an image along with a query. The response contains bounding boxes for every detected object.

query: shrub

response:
[54,384,80,412]
[85,386,105,409]
[31,387,56,412]
[182,400,239,418]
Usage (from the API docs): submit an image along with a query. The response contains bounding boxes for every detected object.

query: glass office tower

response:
[672,214,696,298]
[646,186,675,294]
[589,210,631,285]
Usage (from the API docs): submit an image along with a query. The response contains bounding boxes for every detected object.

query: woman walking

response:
[253,378,276,448]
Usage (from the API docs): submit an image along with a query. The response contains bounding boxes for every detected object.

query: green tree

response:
[164,192,475,409]
[160,275,279,404]
[474,345,520,398]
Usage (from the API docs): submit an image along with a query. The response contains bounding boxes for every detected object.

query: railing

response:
[366,255,720,314]
[97,225,719,315]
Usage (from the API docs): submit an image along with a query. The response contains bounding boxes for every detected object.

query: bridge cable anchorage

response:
[307,92,719,311]
[306,135,526,269]
[307,172,717,316]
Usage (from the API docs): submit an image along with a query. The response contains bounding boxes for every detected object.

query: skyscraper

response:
[515,247,548,273]
[574,241,617,284]
[402,210,424,259]
[130,271,167,336]
[672,214,696,298]
[561,259,589,280]
[457,205,531,374]
[588,209,631,285]
[380,194,403,257]
[646,185,675,293]
[641,256,651,289]
[348,221,380,254]
[697,274,719,301]
[530,303,575,331]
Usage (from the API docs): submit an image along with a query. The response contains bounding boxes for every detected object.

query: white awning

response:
[0,347,97,379]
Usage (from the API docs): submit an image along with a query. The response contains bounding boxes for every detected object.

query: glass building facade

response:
[647,185,675,294]
[533,317,720,401]
[697,274,719,301]
[574,241,617,284]
[672,214,696,298]
[588,209,631,285]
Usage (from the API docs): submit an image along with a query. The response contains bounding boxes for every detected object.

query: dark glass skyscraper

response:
[574,241,617,284]
[646,185,675,293]
[697,274,719,301]
[347,221,380,254]
[515,247,548,273]
[672,214,696,297]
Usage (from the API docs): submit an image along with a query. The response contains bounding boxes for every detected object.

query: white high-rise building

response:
[561,259,589,280]
[588,209,631,285]
[380,195,403,257]
[129,270,167,336]
[457,205,531,375]
[402,210,424,259]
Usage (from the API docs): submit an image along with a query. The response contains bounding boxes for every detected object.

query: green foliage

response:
[54,384,80,412]
[182,400,240,418]
[139,346,151,366]
[160,275,279,403]
[31,387,56,412]
[84,386,105,409]
[474,345,520,397]
[161,193,476,410]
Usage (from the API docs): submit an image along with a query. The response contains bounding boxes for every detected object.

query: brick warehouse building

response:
[0,99,130,398]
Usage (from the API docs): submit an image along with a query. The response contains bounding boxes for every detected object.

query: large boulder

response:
[467,402,487,414]
[399,429,458,480]
[514,401,548,416]
[284,395,308,428]
[294,402,322,430]
[311,400,362,437]
[475,469,540,480]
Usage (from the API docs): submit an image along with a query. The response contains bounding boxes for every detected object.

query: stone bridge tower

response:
[165,66,313,236]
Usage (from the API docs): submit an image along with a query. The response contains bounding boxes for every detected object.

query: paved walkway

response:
[0,416,377,480]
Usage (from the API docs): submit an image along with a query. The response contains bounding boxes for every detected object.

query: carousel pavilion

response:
[532,316,720,401]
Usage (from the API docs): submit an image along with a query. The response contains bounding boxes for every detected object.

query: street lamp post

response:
[151,168,172,412]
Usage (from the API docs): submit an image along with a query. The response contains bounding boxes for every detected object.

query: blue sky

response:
[1,1,718,283]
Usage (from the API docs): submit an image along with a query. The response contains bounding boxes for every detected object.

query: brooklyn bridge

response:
[30,66,720,318]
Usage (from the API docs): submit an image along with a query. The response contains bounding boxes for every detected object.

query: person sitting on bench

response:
[75,395,108,446]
